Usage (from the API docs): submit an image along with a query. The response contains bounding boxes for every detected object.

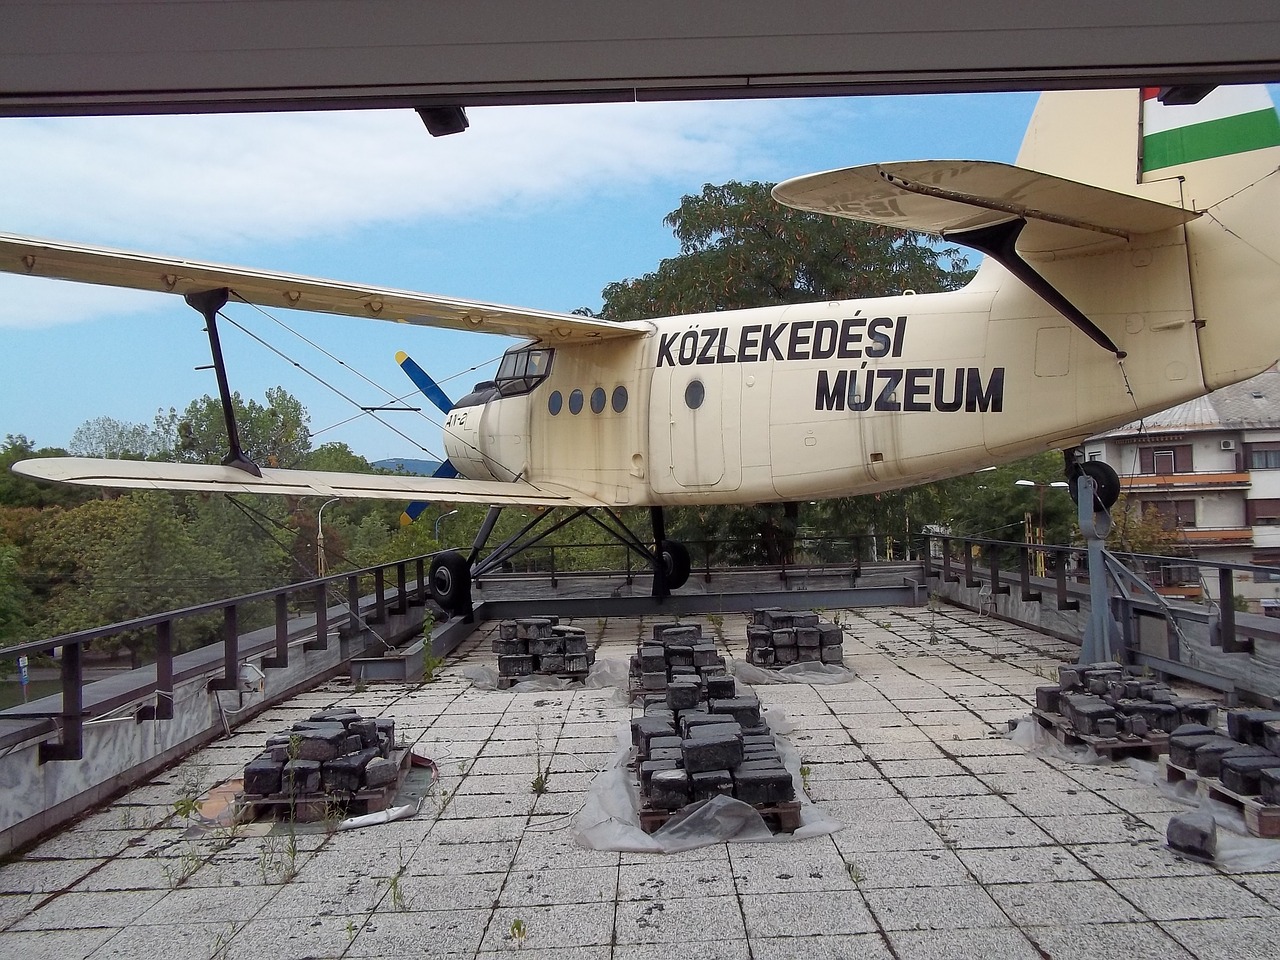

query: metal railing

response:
[922,533,1280,689]
[472,534,879,588]
[0,553,435,761]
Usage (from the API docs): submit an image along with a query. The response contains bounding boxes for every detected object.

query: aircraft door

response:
[650,363,730,491]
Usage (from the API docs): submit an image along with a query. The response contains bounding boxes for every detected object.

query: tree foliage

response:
[599,181,970,321]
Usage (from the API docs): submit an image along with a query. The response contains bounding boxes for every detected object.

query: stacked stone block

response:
[1034,660,1219,738]
[745,608,845,667]
[630,668,796,817]
[240,708,400,818]
[1170,709,1280,804]
[629,621,728,692]
[494,617,595,681]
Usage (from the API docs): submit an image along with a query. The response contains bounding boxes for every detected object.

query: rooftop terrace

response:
[2,604,1276,960]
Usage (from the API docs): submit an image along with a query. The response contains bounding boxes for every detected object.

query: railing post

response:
[373,568,386,623]
[550,546,557,588]
[1218,567,1253,653]
[988,546,1009,596]
[942,538,959,583]
[1055,550,1080,611]
[40,641,84,762]
[963,547,980,588]
[394,562,408,614]
[155,620,175,719]
[1019,546,1042,602]
[263,592,289,669]
[922,539,935,580]
[305,583,329,650]
[414,558,425,605]
[208,605,240,690]
[347,575,360,635]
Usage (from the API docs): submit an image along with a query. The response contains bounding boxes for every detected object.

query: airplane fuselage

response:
[443,235,1210,507]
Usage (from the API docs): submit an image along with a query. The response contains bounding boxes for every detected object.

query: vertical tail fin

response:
[1140,86,1280,180]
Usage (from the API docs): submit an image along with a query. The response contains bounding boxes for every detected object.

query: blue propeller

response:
[395,350,459,525]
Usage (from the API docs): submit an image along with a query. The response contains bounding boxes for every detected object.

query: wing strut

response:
[947,219,1127,359]
[185,288,262,477]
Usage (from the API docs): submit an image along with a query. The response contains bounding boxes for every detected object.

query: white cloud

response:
[0,101,793,245]
[0,99,802,328]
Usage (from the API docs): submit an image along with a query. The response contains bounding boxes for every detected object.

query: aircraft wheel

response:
[661,539,691,590]
[1069,460,1121,511]
[429,550,471,614]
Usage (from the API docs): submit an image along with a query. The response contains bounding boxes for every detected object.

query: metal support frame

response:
[184,287,262,476]
[948,219,1126,357]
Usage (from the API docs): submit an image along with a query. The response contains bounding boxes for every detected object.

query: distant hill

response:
[373,457,442,476]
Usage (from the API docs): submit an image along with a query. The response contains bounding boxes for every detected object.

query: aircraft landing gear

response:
[649,507,690,598]
[428,550,472,617]
[1066,454,1121,511]
[660,539,691,592]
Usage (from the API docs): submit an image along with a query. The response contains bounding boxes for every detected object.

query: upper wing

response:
[773,160,1199,255]
[0,233,642,345]
[13,457,610,508]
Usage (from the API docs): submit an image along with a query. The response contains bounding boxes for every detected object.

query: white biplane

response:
[5,86,1280,614]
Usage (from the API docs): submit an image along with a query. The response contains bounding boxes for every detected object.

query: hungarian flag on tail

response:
[1141,86,1280,175]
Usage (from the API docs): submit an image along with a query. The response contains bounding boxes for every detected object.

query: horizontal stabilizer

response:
[14,458,606,507]
[0,233,641,344]
[773,160,1198,254]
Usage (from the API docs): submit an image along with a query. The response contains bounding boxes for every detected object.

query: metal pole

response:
[316,497,340,576]
[1077,475,1114,664]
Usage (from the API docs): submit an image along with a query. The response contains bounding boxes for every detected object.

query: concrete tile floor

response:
[2,605,1279,959]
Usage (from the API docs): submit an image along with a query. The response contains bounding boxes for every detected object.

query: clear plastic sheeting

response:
[1006,714,1111,765]
[1156,773,1280,870]
[572,719,843,854]
[730,660,856,685]
[460,663,576,692]
[1006,716,1280,870]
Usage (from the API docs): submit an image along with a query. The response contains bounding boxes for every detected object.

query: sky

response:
[1,91,1046,465]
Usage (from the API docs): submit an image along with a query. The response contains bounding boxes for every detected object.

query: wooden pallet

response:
[235,746,411,824]
[1031,708,1170,761]
[1161,758,1280,839]
[638,798,802,835]
[497,670,589,690]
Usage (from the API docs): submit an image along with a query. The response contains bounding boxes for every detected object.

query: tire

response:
[1069,460,1121,511]
[660,539,691,590]
[429,550,471,613]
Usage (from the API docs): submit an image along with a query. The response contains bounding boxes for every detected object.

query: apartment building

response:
[1085,367,1280,611]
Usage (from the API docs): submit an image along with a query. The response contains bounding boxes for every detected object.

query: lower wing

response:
[14,458,607,508]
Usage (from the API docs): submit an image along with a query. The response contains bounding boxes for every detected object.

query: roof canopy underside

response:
[3,1,1279,117]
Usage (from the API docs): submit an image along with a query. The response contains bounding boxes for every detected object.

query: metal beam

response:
[2,2,1278,117]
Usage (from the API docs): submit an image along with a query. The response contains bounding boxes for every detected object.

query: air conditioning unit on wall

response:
[1221,439,1236,451]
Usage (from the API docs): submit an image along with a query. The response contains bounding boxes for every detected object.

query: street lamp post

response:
[434,509,459,543]
[1014,479,1069,575]
[316,497,341,576]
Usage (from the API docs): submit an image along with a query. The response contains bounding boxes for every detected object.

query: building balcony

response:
[1121,471,1251,492]
[1175,526,1254,546]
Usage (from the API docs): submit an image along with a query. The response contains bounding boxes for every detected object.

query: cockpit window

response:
[495,347,554,396]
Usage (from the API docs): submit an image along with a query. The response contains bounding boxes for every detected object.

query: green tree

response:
[0,435,94,510]
[28,492,229,666]
[0,543,33,651]
[164,386,311,468]
[68,416,165,459]
[596,181,971,563]
[599,180,970,322]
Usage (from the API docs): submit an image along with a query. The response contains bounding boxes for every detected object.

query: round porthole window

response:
[684,379,705,410]
[548,390,563,415]
[590,387,606,414]
[611,385,628,413]
[568,389,584,414]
